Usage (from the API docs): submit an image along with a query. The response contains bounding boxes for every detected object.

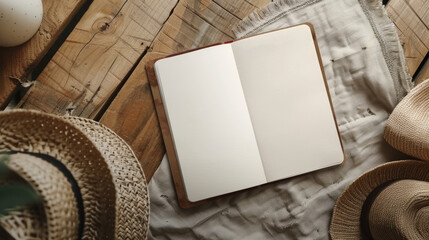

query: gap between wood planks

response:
[92,46,148,121]
[33,0,94,80]
[71,0,429,120]
[6,0,93,109]
[6,0,427,180]
[385,0,429,84]
[10,0,425,111]
[95,0,243,121]
[8,0,429,111]
[65,0,249,119]
[93,1,180,121]
[414,52,429,85]
[96,0,271,180]
[7,0,94,108]
[386,0,428,82]
[15,0,178,117]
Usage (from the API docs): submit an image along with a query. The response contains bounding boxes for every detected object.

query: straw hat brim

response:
[0,110,116,239]
[0,110,150,239]
[330,160,429,239]
[64,116,150,239]
[0,153,79,239]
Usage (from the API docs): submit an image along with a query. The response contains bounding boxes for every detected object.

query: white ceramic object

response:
[0,0,43,47]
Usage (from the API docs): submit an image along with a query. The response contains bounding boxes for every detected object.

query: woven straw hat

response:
[0,153,79,239]
[384,78,429,161]
[331,78,429,239]
[0,110,149,239]
[330,160,429,239]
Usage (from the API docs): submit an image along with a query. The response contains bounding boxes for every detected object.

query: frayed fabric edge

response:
[232,0,320,38]
[358,0,413,103]
[233,0,412,104]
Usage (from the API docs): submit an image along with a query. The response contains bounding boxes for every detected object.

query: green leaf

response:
[0,154,10,177]
[0,184,41,215]
[0,154,41,215]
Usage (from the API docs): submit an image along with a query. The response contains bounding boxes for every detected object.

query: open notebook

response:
[148,23,344,208]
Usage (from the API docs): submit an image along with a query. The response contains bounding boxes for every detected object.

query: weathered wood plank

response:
[99,0,270,181]
[405,0,429,22]
[0,0,88,109]
[17,0,178,118]
[386,0,429,76]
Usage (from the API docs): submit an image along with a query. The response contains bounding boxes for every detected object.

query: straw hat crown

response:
[384,79,429,161]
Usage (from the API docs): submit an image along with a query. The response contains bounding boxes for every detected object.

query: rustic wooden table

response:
[0,0,428,181]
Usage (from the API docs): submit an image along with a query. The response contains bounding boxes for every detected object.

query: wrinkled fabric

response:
[148,0,412,239]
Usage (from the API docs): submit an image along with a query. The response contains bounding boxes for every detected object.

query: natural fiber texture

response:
[0,170,46,240]
[0,110,117,239]
[384,78,429,161]
[330,160,429,239]
[0,207,46,240]
[65,116,150,239]
[0,153,79,240]
[368,179,429,240]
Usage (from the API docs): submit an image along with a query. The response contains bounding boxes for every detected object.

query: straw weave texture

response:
[0,207,46,240]
[0,110,150,239]
[0,153,79,239]
[368,179,429,240]
[330,160,429,239]
[384,79,429,161]
[0,110,116,239]
[0,171,46,240]
[65,117,150,239]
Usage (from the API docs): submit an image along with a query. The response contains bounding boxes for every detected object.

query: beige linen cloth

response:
[148,0,413,239]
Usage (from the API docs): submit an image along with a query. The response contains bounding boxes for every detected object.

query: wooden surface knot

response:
[93,18,113,33]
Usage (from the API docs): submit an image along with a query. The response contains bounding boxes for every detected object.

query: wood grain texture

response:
[99,0,270,181]
[0,0,87,109]
[386,0,428,76]
[17,0,178,118]
[150,0,270,54]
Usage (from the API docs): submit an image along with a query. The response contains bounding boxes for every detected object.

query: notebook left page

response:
[154,44,266,202]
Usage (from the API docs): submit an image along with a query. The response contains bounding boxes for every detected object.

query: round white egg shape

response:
[0,0,43,47]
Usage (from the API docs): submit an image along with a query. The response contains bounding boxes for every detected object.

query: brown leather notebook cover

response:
[146,23,345,208]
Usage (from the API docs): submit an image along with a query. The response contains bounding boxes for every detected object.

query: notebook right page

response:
[231,24,344,182]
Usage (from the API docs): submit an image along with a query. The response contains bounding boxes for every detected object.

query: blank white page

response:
[232,24,344,182]
[155,44,266,202]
